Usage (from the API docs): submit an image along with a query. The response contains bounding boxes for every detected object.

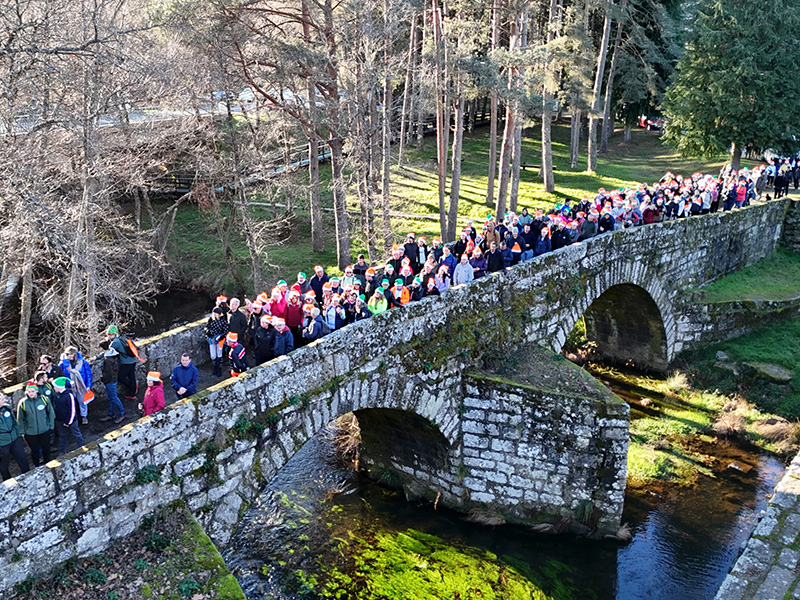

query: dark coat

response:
[273,330,294,357]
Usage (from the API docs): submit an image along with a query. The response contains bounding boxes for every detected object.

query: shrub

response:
[177,577,200,597]
[134,465,162,486]
[145,533,170,553]
[84,568,107,584]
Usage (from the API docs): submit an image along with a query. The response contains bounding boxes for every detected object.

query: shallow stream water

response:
[224,381,784,600]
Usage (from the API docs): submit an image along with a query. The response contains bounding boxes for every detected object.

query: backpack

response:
[319,320,332,337]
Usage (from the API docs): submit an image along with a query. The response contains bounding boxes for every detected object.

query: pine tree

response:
[663,0,800,169]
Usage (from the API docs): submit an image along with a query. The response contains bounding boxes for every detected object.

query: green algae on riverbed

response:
[296,528,569,599]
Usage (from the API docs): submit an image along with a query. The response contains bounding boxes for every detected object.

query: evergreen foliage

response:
[663,0,800,162]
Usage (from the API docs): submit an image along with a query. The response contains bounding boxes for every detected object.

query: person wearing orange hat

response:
[226,332,249,377]
[285,291,304,347]
[253,314,275,365]
[403,232,419,271]
[363,267,378,298]
[324,294,347,330]
[139,372,165,416]
[415,237,429,270]
[215,295,230,318]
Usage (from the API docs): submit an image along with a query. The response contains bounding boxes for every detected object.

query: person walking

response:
[204,307,229,378]
[98,347,125,425]
[58,346,93,425]
[106,326,143,401]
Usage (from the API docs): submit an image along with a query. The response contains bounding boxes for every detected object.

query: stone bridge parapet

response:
[0,198,793,596]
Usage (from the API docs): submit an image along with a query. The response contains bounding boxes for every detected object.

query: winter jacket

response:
[534,235,551,256]
[17,393,55,436]
[54,388,78,426]
[598,214,615,234]
[228,309,248,338]
[58,351,93,389]
[170,362,199,397]
[578,219,597,241]
[368,296,388,315]
[101,352,120,385]
[273,330,294,358]
[110,335,139,366]
[142,382,165,416]
[470,256,488,279]
[0,404,20,446]
[205,315,229,343]
[453,262,475,286]
[310,273,329,300]
[325,305,348,329]
[303,315,325,341]
[440,253,457,279]
[486,249,505,273]
[228,343,249,373]
[253,326,276,364]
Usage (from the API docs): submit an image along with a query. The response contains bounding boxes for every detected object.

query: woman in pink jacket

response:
[139,371,165,416]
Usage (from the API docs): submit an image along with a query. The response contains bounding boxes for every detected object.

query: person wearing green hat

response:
[0,394,30,480]
[52,377,84,455]
[106,325,141,401]
[353,294,371,322]
[17,381,55,466]
[389,278,410,306]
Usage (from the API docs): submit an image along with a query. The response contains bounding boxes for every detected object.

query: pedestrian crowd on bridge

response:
[0,162,789,480]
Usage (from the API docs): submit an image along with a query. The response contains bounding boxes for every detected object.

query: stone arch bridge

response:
[0,199,793,595]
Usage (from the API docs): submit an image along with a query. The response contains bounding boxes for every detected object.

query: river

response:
[222,375,784,600]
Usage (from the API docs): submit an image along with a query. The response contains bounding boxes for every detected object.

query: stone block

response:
[77,525,111,557]
[470,492,495,504]
[755,565,795,600]
[18,525,66,556]
[173,455,205,478]
[50,446,102,489]
[14,489,78,535]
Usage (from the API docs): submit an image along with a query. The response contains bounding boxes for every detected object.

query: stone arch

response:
[353,408,452,489]
[553,263,676,370]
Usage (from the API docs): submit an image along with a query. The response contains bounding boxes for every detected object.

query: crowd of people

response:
[0,162,793,480]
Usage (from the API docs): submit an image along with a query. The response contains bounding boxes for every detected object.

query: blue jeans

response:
[521,250,534,261]
[57,420,84,455]
[105,383,125,417]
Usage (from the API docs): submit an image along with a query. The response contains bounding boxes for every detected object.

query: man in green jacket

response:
[0,394,30,480]
[106,325,141,401]
[17,381,55,466]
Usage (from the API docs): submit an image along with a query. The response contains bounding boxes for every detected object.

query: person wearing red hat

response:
[286,291,304,347]
[363,267,378,298]
[453,230,468,258]
[470,248,487,279]
[139,372,165,416]
[253,315,275,365]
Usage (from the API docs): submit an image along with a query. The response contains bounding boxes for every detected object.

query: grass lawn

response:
[163,122,764,293]
[698,247,800,302]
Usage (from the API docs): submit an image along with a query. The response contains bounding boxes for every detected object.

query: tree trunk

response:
[327,138,351,269]
[511,122,522,212]
[15,249,33,380]
[731,142,741,171]
[432,1,448,240]
[541,0,559,192]
[485,0,502,207]
[496,16,518,219]
[600,0,626,153]
[397,13,418,168]
[382,9,394,253]
[624,122,632,142]
[415,9,428,151]
[448,93,465,241]
[587,1,613,174]
[302,0,324,253]
[570,109,581,169]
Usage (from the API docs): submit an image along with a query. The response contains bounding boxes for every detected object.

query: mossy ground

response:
[12,502,245,600]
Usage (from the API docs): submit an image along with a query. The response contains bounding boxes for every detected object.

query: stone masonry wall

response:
[458,374,628,531]
[0,199,791,597]
[675,295,800,354]
[782,199,800,252]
